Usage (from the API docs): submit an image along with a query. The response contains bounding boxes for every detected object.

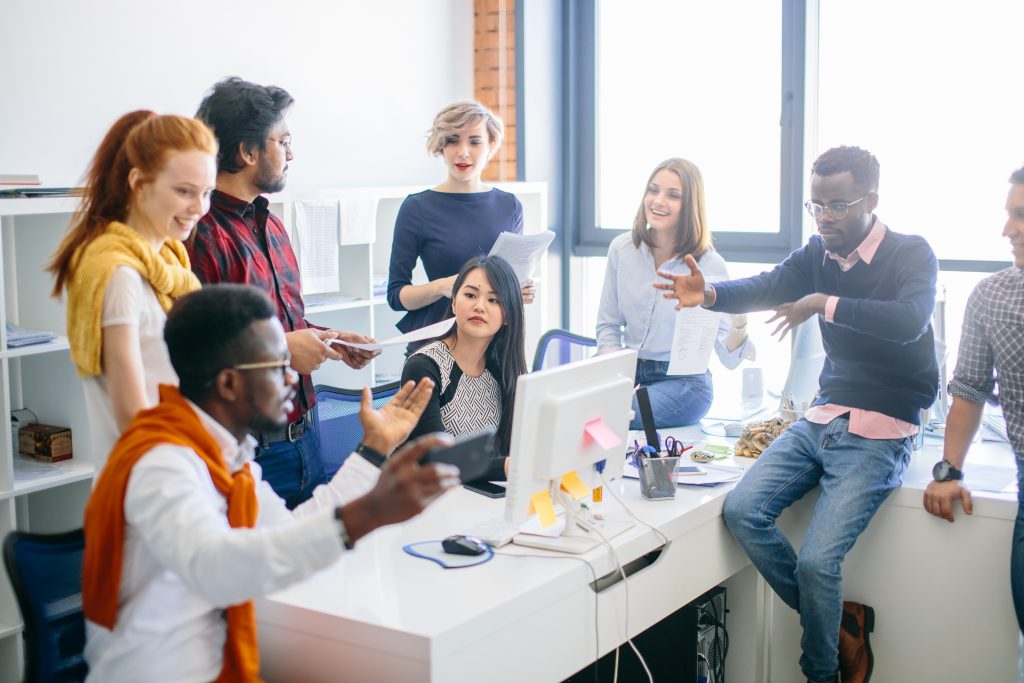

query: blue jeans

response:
[722,417,911,683]
[255,421,326,510]
[1012,460,1024,635]
[629,360,713,430]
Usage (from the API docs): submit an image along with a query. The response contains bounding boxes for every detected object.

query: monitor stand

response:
[512,489,634,554]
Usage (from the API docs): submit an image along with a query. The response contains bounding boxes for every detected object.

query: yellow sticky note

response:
[530,490,557,528]
[560,470,590,501]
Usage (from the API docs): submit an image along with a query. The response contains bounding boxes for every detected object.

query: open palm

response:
[652,254,706,310]
[358,378,434,455]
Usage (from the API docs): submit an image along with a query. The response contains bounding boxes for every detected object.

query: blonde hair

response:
[631,158,712,260]
[426,101,504,157]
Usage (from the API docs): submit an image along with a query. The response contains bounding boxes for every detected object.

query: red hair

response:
[49,111,218,296]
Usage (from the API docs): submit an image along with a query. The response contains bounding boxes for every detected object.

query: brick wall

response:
[474,0,517,181]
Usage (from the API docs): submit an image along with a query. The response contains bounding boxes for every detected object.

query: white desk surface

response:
[257,422,1019,683]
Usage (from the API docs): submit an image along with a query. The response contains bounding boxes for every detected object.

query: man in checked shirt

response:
[924,165,1024,634]
[189,78,378,509]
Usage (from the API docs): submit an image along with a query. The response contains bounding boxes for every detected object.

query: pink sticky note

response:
[583,418,622,450]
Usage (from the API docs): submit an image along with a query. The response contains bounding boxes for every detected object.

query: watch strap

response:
[355,442,387,469]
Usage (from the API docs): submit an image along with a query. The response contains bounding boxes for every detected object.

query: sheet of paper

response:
[667,306,721,376]
[622,457,743,486]
[294,201,340,295]
[560,470,590,501]
[339,193,379,245]
[529,490,558,528]
[329,317,455,351]
[488,230,556,283]
[583,417,622,450]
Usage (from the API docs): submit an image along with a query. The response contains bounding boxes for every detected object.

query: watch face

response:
[932,460,950,481]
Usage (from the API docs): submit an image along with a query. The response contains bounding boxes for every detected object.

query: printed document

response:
[667,306,721,376]
[339,193,378,245]
[295,201,340,295]
[330,317,456,351]
[488,230,556,283]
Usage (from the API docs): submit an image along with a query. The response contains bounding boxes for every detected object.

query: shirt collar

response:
[183,398,258,473]
[823,216,886,267]
[637,237,682,265]
[210,189,268,219]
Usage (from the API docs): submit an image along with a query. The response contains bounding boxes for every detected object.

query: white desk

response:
[257,426,761,683]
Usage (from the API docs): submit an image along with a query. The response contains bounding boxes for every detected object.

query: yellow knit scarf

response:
[65,221,200,377]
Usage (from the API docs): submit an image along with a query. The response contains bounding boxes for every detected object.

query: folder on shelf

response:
[5,322,56,348]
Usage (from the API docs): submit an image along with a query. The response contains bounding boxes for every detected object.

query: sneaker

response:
[838,601,875,683]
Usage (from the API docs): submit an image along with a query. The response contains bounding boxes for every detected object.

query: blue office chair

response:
[532,329,598,372]
[2,529,87,683]
[314,381,402,477]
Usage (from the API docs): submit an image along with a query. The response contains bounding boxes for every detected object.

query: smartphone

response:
[421,428,496,483]
[675,465,705,476]
[463,480,506,499]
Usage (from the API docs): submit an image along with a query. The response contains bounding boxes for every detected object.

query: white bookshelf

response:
[0,181,552,679]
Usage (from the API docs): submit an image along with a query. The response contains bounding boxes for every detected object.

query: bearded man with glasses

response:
[656,145,939,683]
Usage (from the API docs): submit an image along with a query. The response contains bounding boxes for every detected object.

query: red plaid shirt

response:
[187,189,314,423]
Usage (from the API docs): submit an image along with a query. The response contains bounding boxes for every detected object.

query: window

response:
[816,0,1024,268]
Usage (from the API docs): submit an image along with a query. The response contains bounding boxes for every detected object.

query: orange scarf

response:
[82,384,262,682]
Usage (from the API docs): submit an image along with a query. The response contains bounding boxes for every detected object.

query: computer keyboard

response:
[464,515,520,548]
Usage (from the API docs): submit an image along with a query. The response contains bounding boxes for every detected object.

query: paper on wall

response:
[666,306,721,376]
[294,201,340,295]
[488,230,556,283]
[339,193,378,245]
[329,317,456,351]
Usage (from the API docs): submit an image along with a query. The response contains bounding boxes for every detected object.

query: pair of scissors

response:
[664,436,691,457]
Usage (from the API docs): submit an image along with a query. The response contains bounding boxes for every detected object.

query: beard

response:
[254,156,287,194]
[244,392,292,435]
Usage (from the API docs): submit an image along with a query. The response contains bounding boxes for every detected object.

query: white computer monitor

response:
[503,349,637,550]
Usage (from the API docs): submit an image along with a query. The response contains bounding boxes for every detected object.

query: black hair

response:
[164,284,277,402]
[443,255,527,455]
[195,77,294,174]
[1010,166,1024,184]
[811,145,880,195]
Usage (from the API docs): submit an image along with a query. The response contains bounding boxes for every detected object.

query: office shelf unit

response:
[0,181,548,679]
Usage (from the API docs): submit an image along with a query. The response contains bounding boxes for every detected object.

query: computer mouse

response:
[442,534,488,556]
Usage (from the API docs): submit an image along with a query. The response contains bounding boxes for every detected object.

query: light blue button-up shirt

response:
[596,232,753,368]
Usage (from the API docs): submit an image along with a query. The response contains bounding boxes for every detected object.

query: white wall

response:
[0,0,473,188]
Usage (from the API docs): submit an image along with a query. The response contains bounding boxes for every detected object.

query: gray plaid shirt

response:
[949,267,1024,459]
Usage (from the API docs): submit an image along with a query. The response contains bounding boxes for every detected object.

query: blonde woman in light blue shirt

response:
[597,158,753,429]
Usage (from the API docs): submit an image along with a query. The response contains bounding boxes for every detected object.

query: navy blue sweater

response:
[387,188,523,333]
[711,227,939,424]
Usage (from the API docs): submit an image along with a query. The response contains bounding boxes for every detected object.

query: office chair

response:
[531,329,598,372]
[2,529,87,683]
[314,381,401,477]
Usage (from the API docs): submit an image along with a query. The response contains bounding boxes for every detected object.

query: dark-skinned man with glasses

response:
[655,146,938,683]
[82,285,460,682]
[188,78,378,510]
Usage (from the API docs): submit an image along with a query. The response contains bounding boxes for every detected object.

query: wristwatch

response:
[932,460,964,482]
[355,442,387,469]
[334,507,355,550]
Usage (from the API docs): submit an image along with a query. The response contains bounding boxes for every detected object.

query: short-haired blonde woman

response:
[48,111,216,469]
[387,101,532,352]
[596,158,754,428]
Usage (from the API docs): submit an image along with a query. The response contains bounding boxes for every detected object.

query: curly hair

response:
[811,146,880,195]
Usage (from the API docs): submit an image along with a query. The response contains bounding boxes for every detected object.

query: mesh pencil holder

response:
[637,455,680,500]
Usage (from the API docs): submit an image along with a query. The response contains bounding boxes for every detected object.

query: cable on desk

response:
[599,471,670,547]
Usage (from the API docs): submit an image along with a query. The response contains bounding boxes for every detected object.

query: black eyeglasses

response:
[804,196,867,221]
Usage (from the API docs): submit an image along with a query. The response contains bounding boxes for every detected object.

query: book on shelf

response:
[0,186,82,198]
[0,173,41,186]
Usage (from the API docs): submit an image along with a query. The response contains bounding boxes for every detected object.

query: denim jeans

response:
[255,420,326,510]
[1011,460,1024,635]
[722,417,911,683]
[629,360,713,430]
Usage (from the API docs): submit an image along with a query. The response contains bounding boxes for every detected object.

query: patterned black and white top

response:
[949,267,1024,460]
[401,341,505,479]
